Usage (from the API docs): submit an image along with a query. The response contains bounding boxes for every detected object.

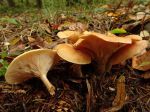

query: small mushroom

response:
[55,43,91,64]
[109,40,148,65]
[5,49,59,95]
[57,30,81,44]
[132,51,150,71]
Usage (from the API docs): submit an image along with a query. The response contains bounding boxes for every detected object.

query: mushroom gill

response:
[5,49,59,95]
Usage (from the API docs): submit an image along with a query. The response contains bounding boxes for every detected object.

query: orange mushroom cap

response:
[55,43,91,64]
[74,32,132,73]
[57,30,81,44]
[109,40,148,65]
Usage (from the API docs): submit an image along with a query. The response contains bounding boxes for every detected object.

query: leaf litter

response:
[0,2,150,112]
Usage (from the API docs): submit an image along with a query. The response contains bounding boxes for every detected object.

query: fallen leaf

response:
[39,23,51,33]
[0,17,20,26]
[9,37,21,46]
[140,30,150,38]
[44,36,52,43]
[111,28,127,34]
[132,51,150,71]
[104,75,126,112]
[69,22,87,31]
[136,12,145,20]
[28,36,36,43]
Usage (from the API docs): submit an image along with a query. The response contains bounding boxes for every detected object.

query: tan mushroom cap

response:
[5,49,59,95]
[57,30,81,43]
[55,43,91,64]
[74,32,132,73]
[81,31,132,43]
[106,32,142,41]
[125,35,142,41]
[109,40,148,65]
[132,51,150,71]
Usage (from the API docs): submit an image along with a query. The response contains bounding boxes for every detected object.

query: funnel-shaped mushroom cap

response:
[106,32,142,41]
[125,35,142,41]
[80,31,132,43]
[74,32,132,73]
[109,40,148,65]
[132,51,150,71]
[5,49,59,95]
[55,43,91,64]
[57,30,81,43]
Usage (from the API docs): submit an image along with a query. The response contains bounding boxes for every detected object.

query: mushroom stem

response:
[40,75,55,96]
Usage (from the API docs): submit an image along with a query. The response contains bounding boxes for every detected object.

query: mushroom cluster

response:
[5,30,148,95]
[56,31,148,74]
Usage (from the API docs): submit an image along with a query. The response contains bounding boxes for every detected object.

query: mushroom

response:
[124,35,142,41]
[55,43,91,64]
[5,49,59,95]
[132,51,150,71]
[106,32,142,41]
[74,32,133,73]
[55,31,148,74]
[57,30,81,44]
[55,31,147,74]
[109,40,148,66]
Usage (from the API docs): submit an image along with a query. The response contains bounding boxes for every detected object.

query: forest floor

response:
[0,2,150,112]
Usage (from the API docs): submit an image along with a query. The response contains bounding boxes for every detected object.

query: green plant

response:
[0,51,9,77]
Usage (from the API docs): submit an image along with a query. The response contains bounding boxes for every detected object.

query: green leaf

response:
[0,17,20,26]
[111,28,127,34]
[0,67,6,77]
[0,51,8,59]
[0,59,8,77]
[0,59,3,63]
[139,61,150,67]
[94,8,107,13]
[7,18,19,25]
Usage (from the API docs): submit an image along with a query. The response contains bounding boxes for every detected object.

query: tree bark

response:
[36,0,42,9]
[26,0,29,6]
[7,0,15,7]
[87,0,92,4]
[66,0,81,6]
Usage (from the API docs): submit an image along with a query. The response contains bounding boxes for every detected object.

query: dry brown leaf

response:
[132,51,150,71]
[9,37,21,46]
[129,12,150,20]
[136,12,146,20]
[44,36,52,43]
[140,30,150,38]
[69,22,87,32]
[104,75,126,112]
[28,36,36,43]
[39,23,51,33]
[9,43,25,54]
